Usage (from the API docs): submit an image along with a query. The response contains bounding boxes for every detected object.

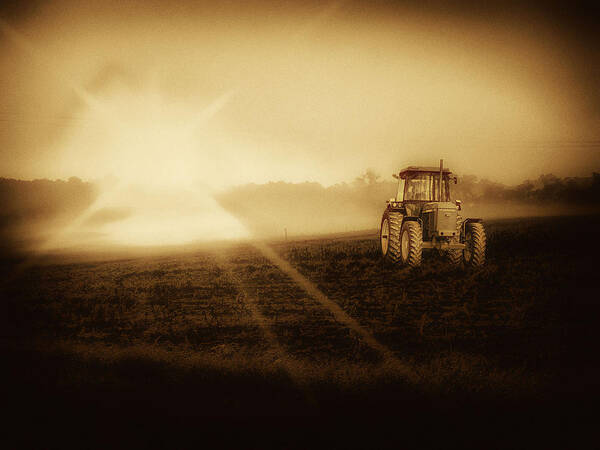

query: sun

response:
[50,84,249,247]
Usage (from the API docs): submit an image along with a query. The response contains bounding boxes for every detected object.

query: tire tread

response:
[381,211,403,264]
[465,222,486,267]
[401,221,422,267]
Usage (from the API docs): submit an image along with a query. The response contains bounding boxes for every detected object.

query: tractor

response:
[379,160,486,267]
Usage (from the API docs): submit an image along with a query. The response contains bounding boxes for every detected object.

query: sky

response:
[0,0,598,189]
[0,1,598,247]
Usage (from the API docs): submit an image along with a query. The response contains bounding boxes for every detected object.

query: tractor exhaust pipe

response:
[439,159,443,201]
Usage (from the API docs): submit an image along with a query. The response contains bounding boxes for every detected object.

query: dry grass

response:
[2,215,598,403]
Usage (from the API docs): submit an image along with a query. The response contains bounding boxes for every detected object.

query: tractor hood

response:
[422,202,457,211]
[422,202,458,238]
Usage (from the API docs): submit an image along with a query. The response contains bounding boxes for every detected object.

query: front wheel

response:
[463,222,486,267]
[446,215,463,266]
[446,248,462,266]
[400,221,422,267]
[380,211,402,264]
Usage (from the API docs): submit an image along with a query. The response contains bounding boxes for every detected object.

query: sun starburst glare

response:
[53,83,249,247]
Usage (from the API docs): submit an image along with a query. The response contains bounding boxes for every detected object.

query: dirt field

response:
[2,215,599,448]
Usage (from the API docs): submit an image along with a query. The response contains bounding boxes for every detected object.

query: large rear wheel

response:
[463,222,486,267]
[380,211,402,264]
[400,221,422,267]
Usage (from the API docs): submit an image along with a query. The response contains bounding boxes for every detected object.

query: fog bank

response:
[216,172,600,238]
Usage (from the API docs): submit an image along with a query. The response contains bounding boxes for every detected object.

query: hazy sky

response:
[1,0,599,189]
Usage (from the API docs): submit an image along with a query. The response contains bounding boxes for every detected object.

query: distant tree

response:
[453,175,478,201]
[536,174,564,202]
[354,169,380,186]
[512,179,536,201]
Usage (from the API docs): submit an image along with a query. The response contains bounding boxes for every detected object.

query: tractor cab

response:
[390,166,459,238]
[393,166,453,203]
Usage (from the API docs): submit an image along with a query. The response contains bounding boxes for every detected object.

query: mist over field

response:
[2,170,599,252]
[217,171,600,238]
[0,177,98,252]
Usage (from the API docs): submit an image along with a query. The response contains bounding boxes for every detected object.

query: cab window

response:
[396,178,405,201]
[404,173,449,201]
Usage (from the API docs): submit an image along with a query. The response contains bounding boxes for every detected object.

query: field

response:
[2,215,599,448]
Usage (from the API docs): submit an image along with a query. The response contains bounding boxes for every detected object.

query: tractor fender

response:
[461,218,483,237]
[402,216,423,230]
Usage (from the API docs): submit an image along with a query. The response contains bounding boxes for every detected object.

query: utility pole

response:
[284,227,288,241]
